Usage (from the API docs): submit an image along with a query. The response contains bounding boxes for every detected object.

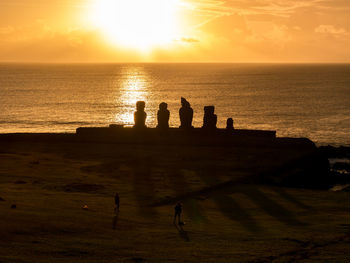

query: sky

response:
[1,0,350,62]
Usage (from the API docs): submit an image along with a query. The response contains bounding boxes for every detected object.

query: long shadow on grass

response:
[132,164,159,220]
[239,186,305,227]
[199,171,262,232]
[174,223,190,242]
[199,169,305,229]
[270,187,310,210]
[168,170,207,224]
[154,169,307,231]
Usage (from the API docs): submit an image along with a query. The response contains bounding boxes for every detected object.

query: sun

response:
[89,0,181,51]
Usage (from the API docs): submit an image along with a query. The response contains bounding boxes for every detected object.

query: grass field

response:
[1,139,350,262]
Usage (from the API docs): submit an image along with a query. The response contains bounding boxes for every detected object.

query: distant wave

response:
[48,121,97,125]
[178,82,233,86]
[0,120,94,126]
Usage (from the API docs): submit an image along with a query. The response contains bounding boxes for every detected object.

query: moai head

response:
[226,118,234,129]
[159,102,168,111]
[204,106,215,116]
[136,101,145,111]
[181,97,190,108]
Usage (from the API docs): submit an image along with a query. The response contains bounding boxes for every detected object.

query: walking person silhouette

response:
[113,192,120,229]
[114,192,120,212]
[173,202,183,225]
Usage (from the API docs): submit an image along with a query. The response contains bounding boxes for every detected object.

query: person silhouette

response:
[133,101,147,129]
[157,102,170,130]
[202,106,217,129]
[114,192,120,212]
[179,97,193,129]
[113,193,120,229]
[173,202,183,225]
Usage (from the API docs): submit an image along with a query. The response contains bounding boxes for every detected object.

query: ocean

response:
[0,63,349,146]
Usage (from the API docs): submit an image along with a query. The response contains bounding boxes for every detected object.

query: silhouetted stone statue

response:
[226,118,234,131]
[157,102,170,129]
[202,106,217,129]
[179,97,193,129]
[134,101,147,128]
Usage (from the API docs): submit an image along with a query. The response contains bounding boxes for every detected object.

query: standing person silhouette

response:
[174,202,183,225]
[114,192,120,212]
[113,192,120,229]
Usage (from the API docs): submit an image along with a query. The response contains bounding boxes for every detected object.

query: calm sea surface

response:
[0,63,349,146]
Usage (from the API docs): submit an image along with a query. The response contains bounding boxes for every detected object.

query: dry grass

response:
[1,140,350,262]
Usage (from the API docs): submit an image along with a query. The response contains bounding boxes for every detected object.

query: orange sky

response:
[1,0,350,62]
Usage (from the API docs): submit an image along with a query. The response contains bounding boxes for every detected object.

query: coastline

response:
[1,130,349,189]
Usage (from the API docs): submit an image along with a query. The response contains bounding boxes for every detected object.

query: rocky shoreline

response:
[319,145,350,188]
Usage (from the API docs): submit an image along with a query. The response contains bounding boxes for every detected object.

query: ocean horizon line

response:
[1,61,350,65]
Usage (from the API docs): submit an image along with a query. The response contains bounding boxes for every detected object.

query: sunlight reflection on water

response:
[1,63,350,146]
[115,67,149,126]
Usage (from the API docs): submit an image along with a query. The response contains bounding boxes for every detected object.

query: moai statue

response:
[157,102,170,129]
[226,118,234,131]
[179,97,193,129]
[202,106,217,129]
[133,101,147,128]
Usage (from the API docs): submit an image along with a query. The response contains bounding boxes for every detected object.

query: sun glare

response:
[89,0,181,51]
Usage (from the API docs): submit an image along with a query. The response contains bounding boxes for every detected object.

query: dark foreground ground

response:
[0,135,350,262]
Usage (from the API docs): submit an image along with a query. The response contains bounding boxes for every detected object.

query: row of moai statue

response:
[134,97,234,131]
